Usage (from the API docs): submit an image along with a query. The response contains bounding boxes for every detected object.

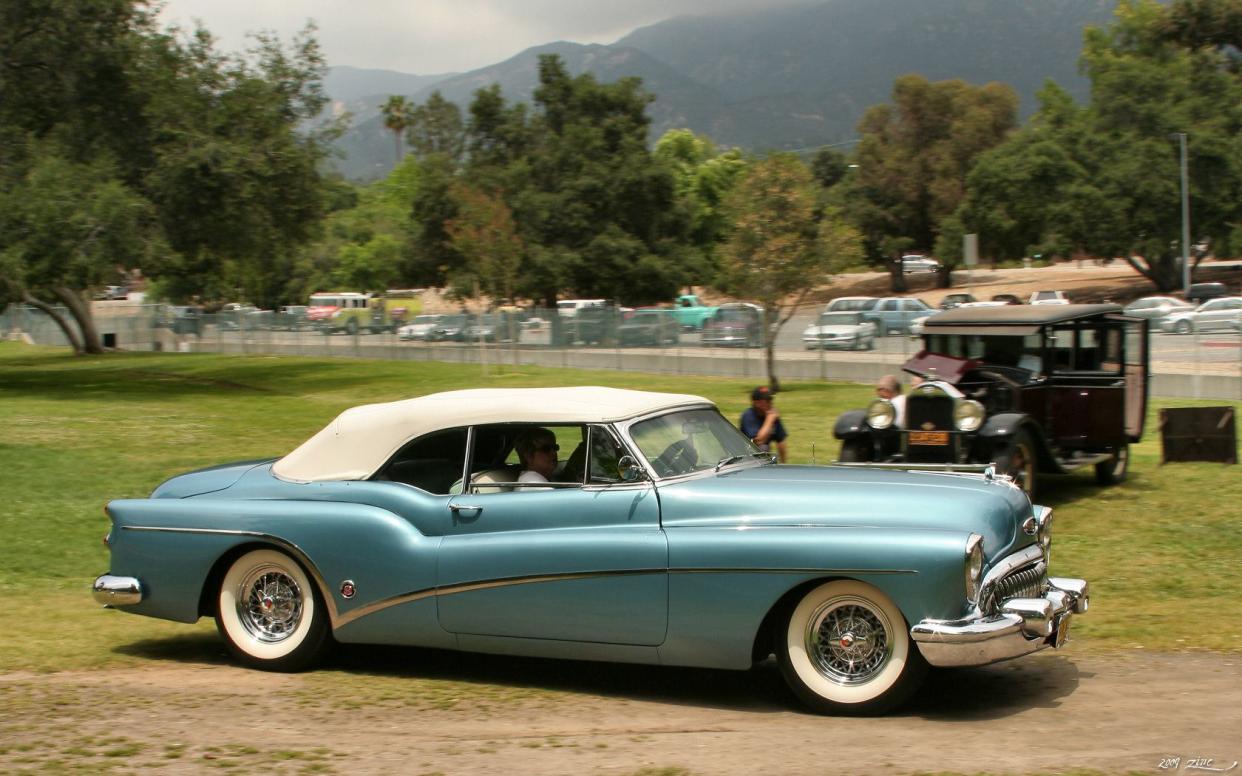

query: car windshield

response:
[629,408,763,478]
[440,315,467,326]
[817,312,861,325]
[412,315,440,324]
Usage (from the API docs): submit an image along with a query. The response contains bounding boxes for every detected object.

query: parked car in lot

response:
[1185,282,1228,304]
[152,305,204,336]
[556,299,608,318]
[834,304,1148,498]
[862,297,935,336]
[939,293,977,310]
[901,254,941,273]
[701,303,764,347]
[669,294,718,331]
[802,312,877,350]
[94,386,1088,716]
[1121,296,1194,330]
[95,285,129,300]
[619,309,681,346]
[428,314,469,342]
[991,294,1023,305]
[1029,290,1070,305]
[273,306,310,331]
[824,296,877,313]
[397,314,446,341]
[1160,297,1242,334]
[463,314,505,343]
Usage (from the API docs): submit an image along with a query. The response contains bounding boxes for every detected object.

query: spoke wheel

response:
[776,580,926,715]
[216,549,329,671]
[996,429,1037,499]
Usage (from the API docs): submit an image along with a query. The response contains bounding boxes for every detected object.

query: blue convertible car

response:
[94,387,1088,715]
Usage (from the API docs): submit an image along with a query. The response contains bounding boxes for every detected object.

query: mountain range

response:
[323,0,1121,181]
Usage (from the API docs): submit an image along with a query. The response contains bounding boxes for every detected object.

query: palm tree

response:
[381,95,414,164]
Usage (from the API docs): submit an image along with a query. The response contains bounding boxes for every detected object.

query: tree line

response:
[2,0,1239,362]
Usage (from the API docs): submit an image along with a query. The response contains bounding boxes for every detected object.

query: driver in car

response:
[515,427,559,484]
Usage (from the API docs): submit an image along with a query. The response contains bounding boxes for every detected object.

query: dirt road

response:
[2,642,1238,774]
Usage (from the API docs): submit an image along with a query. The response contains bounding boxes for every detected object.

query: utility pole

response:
[1174,132,1191,295]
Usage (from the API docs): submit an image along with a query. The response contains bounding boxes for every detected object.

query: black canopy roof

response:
[923,303,1125,330]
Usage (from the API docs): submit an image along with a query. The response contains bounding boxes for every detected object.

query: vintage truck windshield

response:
[926,333,1045,374]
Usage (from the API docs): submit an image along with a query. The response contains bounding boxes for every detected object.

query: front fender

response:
[834,409,870,438]
[660,525,976,669]
[977,414,1058,473]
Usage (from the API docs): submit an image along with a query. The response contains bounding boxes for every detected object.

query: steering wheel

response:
[655,439,698,475]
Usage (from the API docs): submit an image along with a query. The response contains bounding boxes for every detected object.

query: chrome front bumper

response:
[92,574,144,607]
[910,577,1089,668]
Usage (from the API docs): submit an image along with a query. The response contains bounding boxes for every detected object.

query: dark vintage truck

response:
[833,304,1149,497]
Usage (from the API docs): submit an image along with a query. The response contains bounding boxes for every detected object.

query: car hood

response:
[656,464,1028,559]
[150,460,273,498]
[803,324,862,336]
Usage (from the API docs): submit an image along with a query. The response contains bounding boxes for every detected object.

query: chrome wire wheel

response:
[776,580,927,715]
[216,548,330,671]
[805,597,892,684]
[236,565,304,643]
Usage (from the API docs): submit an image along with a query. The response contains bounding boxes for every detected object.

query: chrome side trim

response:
[337,566,918,628]
[92,574,144,607]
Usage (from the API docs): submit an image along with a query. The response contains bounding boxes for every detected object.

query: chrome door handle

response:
[449,504,483,513]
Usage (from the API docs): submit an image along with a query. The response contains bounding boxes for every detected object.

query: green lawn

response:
[1,341,1239,673]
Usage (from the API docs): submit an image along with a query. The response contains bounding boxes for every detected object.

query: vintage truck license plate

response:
[908,431,950,446]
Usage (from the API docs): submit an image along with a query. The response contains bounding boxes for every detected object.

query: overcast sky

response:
[156,0,783,75]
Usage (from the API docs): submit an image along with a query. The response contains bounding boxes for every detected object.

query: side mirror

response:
[617,455,647,482]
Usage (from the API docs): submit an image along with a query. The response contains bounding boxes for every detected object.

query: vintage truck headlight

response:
[866,398,895,430]
[954,399,985,432]
[965,533,984,603]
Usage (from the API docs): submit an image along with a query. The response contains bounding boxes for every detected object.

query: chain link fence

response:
[4,302,1240,400]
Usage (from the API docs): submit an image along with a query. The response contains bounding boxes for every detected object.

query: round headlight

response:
[965,534,984,603]
[1037,508,1054,551]
[954,399,986,432]
[866,398,895,430]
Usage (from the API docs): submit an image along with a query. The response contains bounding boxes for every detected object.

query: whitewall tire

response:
[776,580,927,715]
[215,548,329,671]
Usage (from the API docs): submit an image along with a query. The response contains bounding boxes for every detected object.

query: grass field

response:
[1,341,1239,675]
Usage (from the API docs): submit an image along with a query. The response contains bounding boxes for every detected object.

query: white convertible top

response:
[272,386,713,482]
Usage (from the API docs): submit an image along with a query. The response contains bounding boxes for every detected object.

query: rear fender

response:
[103,498,441,634]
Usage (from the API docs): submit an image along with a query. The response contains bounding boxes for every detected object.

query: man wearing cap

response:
[740,386,788,463]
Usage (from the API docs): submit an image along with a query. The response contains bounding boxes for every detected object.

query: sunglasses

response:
[534,443,559,453]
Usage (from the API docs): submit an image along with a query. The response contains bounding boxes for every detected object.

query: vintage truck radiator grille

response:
[906,394,955,431]
[903,394,957,463]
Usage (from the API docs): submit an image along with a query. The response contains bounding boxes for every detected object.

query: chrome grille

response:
[983,561,1048,613]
